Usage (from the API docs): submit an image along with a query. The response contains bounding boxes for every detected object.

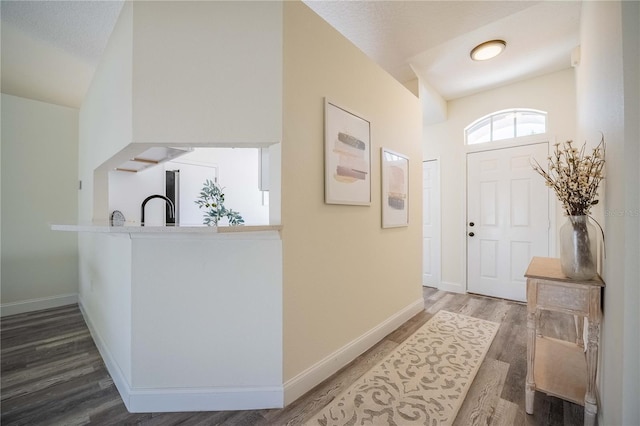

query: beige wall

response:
[423,69,576,291]
[576,1,639,424]
[282,1,423,382]
[1,94,79,314]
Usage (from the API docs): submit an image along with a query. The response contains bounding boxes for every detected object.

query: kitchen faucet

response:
[141,194,175,226]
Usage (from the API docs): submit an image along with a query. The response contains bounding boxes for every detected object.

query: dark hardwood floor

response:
[1,288,584,425]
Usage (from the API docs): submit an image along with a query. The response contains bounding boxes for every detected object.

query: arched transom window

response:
[465,109,547,145]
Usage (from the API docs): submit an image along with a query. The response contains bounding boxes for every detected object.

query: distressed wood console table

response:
[524,256,604,426]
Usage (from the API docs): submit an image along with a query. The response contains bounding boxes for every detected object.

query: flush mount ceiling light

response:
[470,40,506,61]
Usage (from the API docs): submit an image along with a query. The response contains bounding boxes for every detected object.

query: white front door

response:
[423,160,440,287]
[467,143,549,301]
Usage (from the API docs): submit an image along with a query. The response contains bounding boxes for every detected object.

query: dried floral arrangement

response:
[532,137,605,216]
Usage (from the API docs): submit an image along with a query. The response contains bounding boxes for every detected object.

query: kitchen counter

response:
[52,223,282,235]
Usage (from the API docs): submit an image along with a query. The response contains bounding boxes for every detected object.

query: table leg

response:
[584,319,600,426]
[525,309,537,414]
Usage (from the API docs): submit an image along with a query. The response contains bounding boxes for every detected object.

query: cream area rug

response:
[305,310,500,426]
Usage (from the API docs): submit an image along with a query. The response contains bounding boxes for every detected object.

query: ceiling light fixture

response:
[470,40,506,61]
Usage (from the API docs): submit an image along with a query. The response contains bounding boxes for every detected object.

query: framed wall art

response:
[381,148,409,228]
[324,99,371,206]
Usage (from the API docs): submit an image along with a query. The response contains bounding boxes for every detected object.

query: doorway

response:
[466,143,549,301]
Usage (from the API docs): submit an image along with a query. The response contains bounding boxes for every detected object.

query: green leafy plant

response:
[195,179,244,226]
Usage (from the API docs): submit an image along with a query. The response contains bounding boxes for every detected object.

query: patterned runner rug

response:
[305,310,500,426]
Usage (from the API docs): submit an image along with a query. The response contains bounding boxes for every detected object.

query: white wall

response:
[82,1,283,224]
[1,94,79,315]
[81,232,283,413]
[621,3,640,422]
[131,1,282,146]
[77,1,287,410]
[82,233,133,385]
[282,1,424,400]
[79,1,133,224]
[576,2,639,424]
[130,234,282,392]
[79,0,283,318]
[77,0,135,388]
[422,69,576,292]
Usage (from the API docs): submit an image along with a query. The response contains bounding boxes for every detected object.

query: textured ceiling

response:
[1,0,123,108]
[305,0,581,100]
[304,1,543,84]
[0,1,581,108]
[2,0,124,64]
[408,1,581,100]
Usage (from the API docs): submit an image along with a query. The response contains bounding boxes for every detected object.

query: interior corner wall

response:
[282,0,423,387]
[576,1,639,424]
[422,69,576,291]
[1,94,78,314]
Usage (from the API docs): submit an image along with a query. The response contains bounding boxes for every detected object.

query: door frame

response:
[462,136,557,295]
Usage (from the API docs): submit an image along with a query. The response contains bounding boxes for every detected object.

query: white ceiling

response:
[304,0,581,100]
[0,0,581,109]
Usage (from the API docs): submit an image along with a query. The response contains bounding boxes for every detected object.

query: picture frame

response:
[324,99,371,206]
[381,148,409,228]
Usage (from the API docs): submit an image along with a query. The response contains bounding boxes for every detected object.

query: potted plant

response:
[195,179,244,226]
[532,137,605,280]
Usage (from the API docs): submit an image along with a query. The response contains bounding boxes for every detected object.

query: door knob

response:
[469,222,475,227]
[468,232,475,237]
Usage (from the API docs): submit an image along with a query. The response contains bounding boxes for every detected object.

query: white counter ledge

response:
[51,223,282,235]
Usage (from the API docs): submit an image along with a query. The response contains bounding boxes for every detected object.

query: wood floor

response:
[1,288,584,425]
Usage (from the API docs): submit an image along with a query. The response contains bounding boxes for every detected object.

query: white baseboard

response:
[283,297,425,406]
[1,293,78,317]
[439,281,465,294]
[79,298,284,413]
[127,386,283,413]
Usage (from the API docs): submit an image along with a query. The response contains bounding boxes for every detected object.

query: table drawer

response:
[537,281,590,314]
